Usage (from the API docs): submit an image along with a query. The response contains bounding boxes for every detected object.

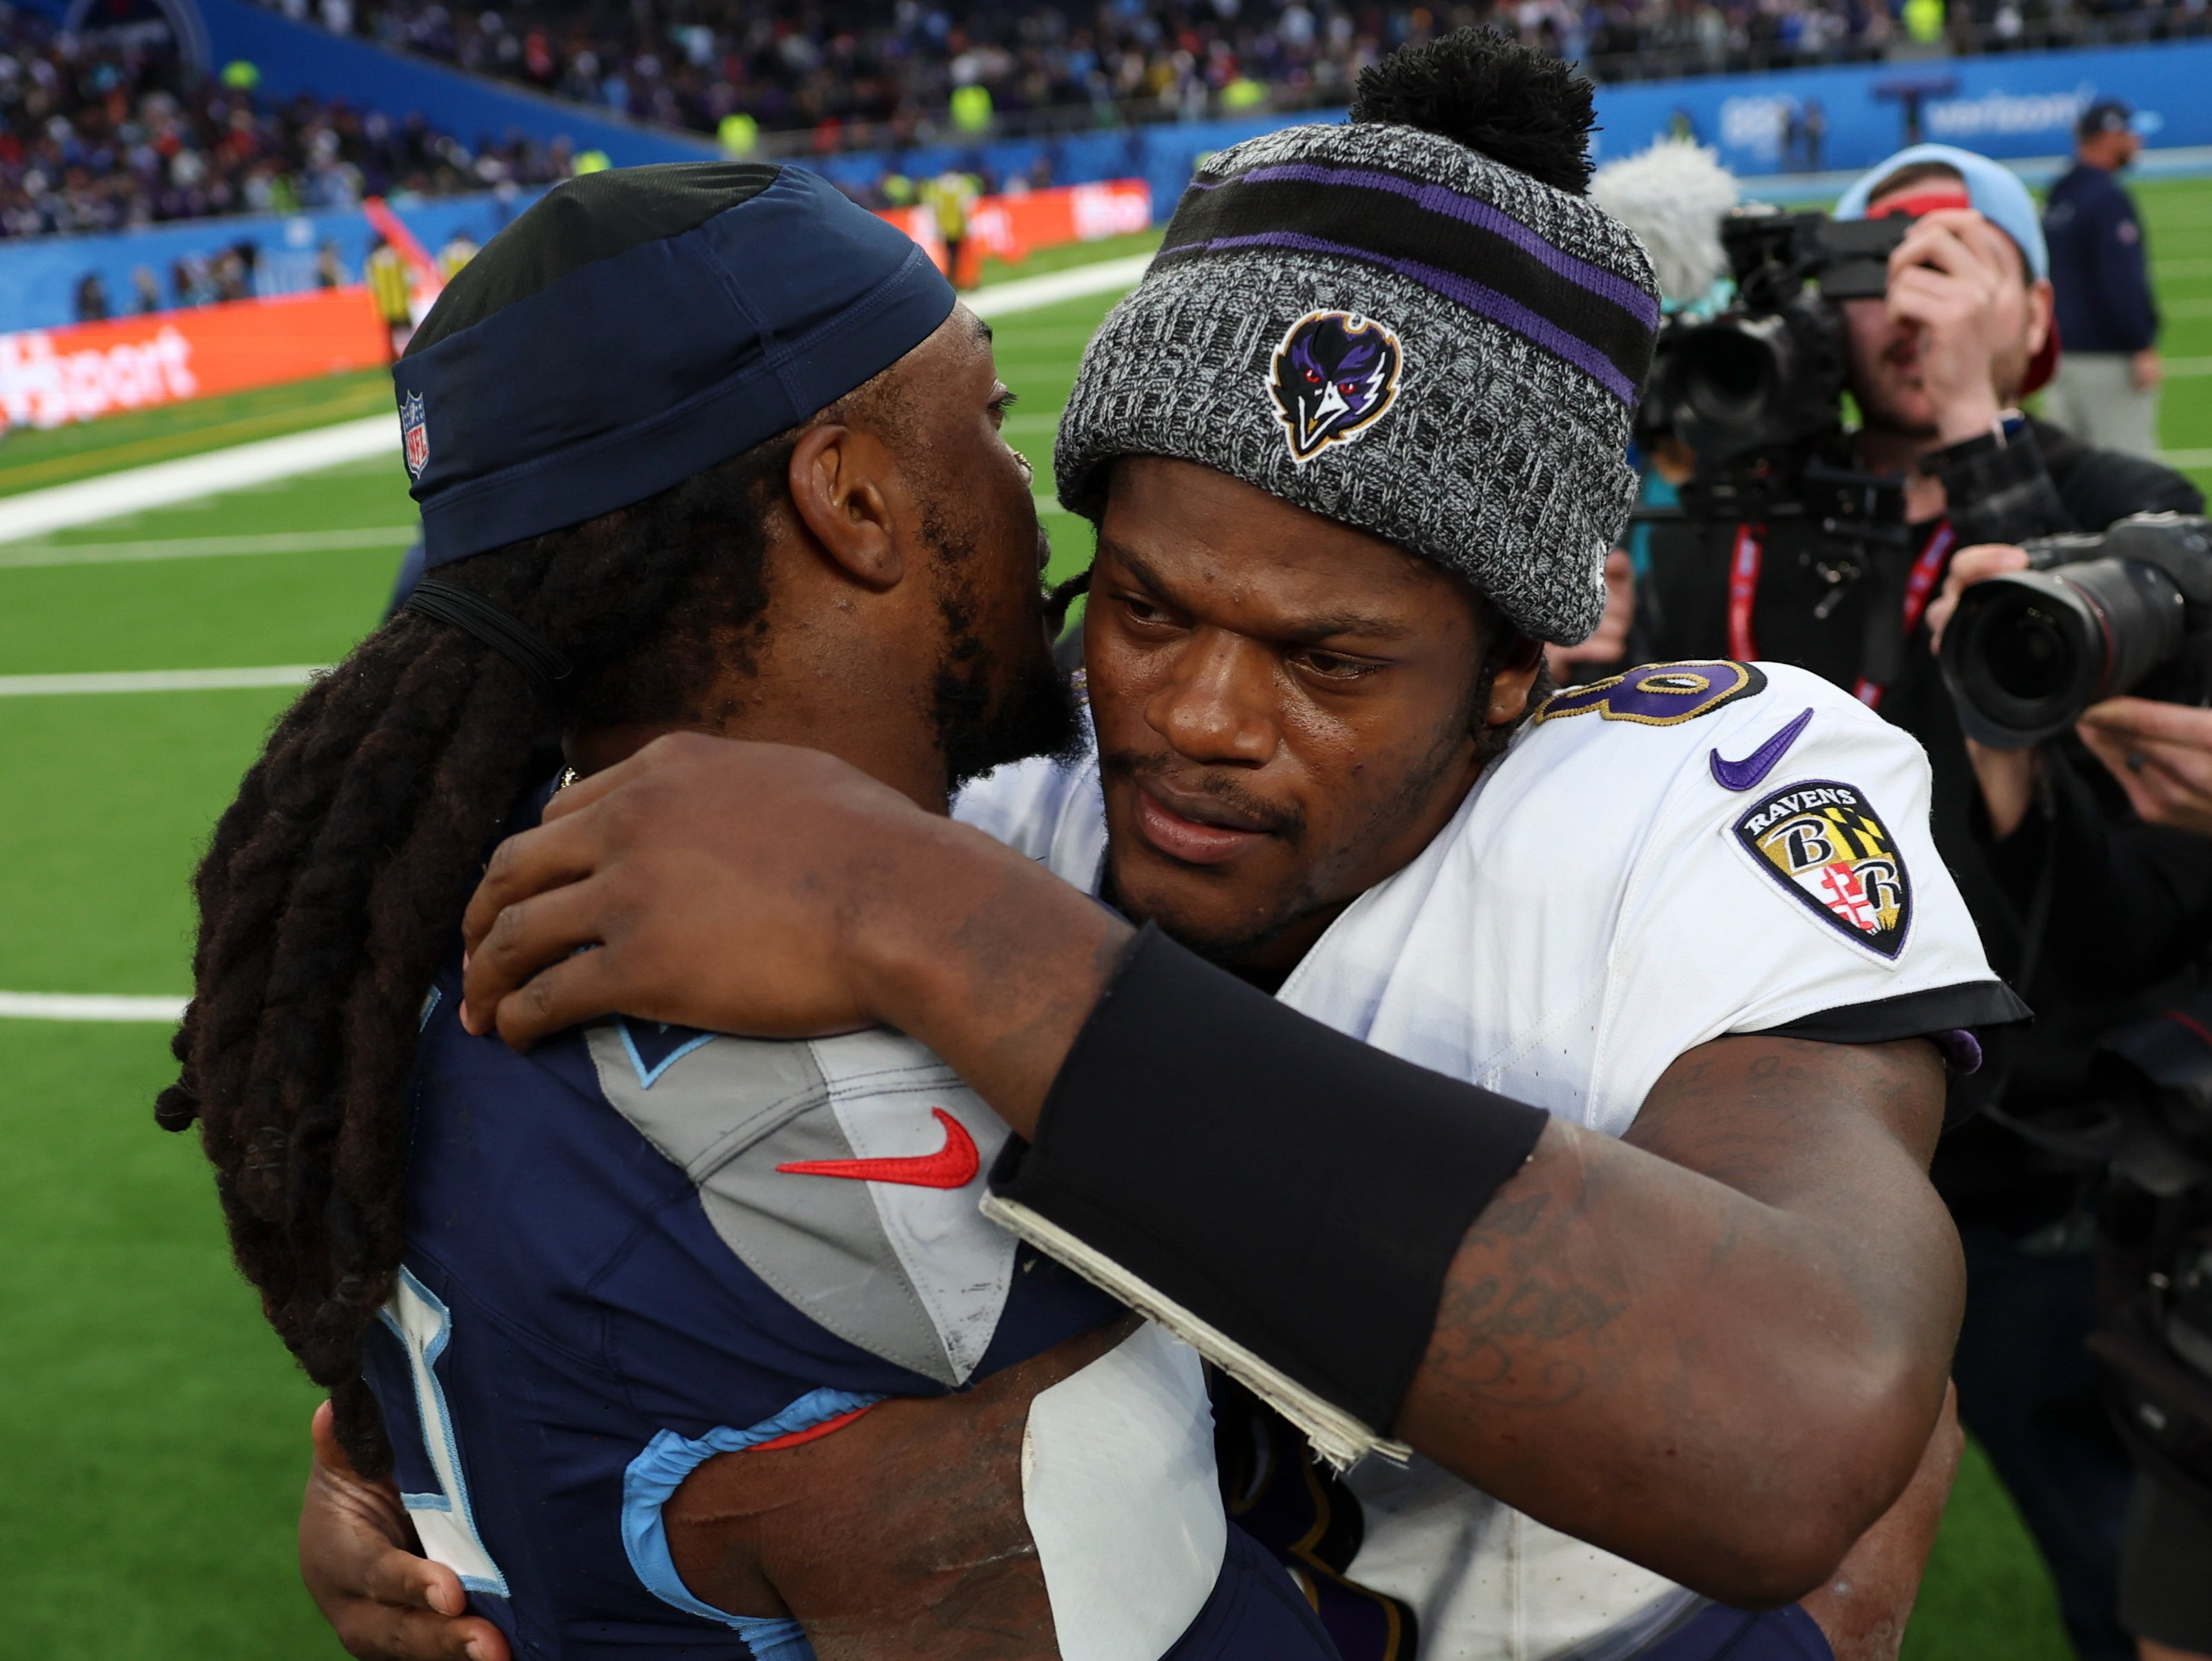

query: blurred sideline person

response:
[921,168,980,289]
[1638,144,2209,1661]
[366,235,414,360]
[2044,101,2162,461]
[311,36,2015,1661]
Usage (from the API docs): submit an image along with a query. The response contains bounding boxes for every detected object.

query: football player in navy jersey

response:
[164,164,1344,1660]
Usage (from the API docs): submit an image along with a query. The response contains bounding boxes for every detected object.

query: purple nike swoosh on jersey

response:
[1710,707,1816,791]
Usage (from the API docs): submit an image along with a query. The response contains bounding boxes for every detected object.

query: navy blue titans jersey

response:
[360,941,1341,1661]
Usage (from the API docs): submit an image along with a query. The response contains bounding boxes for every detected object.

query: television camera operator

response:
[1636,144,2212,1661]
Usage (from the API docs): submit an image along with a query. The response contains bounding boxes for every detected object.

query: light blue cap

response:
[1832,144,2048,282]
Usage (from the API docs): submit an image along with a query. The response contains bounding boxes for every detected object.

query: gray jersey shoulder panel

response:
[585,1020,962,1387]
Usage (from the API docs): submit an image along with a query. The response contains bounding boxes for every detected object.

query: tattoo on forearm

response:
[1426,1267,1626,1408]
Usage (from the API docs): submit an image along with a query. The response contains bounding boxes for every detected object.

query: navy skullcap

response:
[398,162,956,569]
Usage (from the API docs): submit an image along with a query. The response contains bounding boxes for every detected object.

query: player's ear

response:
[1483,634,1546,730]
[788,423,904,590]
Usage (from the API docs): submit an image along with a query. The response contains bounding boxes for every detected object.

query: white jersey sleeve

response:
[1278,659,2015,1140]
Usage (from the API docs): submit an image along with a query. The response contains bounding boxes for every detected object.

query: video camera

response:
[1642,204,1907,467]
[1637,204,1910,546]
[1939,514,2212,749]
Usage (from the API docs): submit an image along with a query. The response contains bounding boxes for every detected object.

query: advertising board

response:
[0,286,387,430]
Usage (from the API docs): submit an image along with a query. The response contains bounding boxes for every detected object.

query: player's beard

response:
[928,521,1085,790]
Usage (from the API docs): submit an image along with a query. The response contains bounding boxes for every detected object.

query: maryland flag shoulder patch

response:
[1734,779,1912,959]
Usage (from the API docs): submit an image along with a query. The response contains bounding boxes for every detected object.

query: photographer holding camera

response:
[1639,144,2211,1661]
[1924,530,2212,1661]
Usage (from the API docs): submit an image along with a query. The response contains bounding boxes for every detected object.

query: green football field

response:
[4,186,2209,1660]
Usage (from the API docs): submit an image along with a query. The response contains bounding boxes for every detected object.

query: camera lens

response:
[1941,559,2186,748]
[1672,313,1797,457]
[1981,603,2073,703]
[1685,330,1774,427]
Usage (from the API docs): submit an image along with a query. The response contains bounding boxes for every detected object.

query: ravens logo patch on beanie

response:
[1266,311,1404,465]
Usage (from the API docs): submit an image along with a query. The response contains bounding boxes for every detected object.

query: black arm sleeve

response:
[1980,744,2212,999]
[987,922,1549,1436]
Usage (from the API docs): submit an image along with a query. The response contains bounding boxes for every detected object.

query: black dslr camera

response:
[1939,514,2212,749]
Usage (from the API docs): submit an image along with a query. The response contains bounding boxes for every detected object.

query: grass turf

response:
[7,184,2209,1656]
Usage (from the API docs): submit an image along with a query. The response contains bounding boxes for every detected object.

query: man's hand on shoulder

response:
[302,1402,507,1661]
[461,732,1132,1137]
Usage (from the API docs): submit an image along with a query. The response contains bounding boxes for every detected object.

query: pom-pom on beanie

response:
[1052,30,1661,645]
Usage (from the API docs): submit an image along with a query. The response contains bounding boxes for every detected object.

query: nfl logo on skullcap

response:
[400,392,429,480]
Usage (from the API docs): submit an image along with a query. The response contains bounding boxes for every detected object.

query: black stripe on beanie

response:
[1158,164,1653,401]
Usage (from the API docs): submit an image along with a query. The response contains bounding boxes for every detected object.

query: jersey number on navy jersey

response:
[377,1268,511,1596]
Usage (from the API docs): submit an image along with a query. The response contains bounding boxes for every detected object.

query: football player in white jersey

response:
[305,35,2015,1661]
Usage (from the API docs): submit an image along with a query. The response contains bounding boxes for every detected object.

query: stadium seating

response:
[0,7,569,252]
[260,0,2212,153]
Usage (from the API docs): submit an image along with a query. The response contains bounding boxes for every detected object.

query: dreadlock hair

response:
[155,436,799,1477]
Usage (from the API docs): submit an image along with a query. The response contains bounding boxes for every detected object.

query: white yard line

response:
[0,416,398,546]
[0,664,323,696]
[0,525,419,569]
[0,991,185,1022]
[967,253,1150,318]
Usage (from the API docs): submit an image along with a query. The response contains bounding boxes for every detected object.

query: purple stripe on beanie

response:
[1215,162,1659,327]
[1161,230,1640,403]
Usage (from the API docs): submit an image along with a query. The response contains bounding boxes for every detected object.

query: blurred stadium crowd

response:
[0,7,570,242]
[264,0,2212,148]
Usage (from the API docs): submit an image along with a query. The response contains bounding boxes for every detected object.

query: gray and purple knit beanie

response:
[1054,33,1661,645]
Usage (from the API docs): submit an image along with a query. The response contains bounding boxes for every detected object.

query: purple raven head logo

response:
[1265,311,1404,465]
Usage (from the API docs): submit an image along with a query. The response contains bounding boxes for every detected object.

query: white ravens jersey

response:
[954,659,2006,1661]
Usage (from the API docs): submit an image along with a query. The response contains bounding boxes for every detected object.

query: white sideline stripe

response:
[0,991,185,1022]
[967,254,1150,318]
[0,258,1148,552]
[0,664,323,696]
[2162,449,2212,468]
[0,415,398,546]
[0,525,419,569]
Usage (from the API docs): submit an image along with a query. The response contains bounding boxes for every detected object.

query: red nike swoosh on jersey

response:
[775,1107,980,1189]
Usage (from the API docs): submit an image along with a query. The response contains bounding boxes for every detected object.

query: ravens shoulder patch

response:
[1535,661,1767,727]
[1734,779,1912,959]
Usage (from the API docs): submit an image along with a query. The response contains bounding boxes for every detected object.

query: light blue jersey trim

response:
[622,1386,884,1653]
[617,1017,716,1088]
